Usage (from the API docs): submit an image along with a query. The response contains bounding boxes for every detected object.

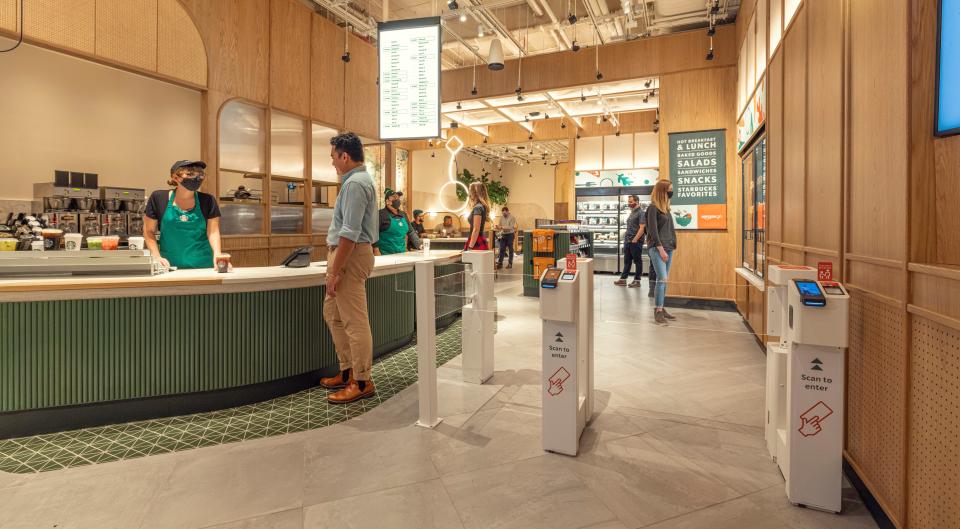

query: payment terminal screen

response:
[795,280,822,297]
[561,272,576,280]
[823,285,844,296]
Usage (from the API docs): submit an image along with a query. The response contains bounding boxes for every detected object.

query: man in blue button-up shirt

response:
[320,133,380,404]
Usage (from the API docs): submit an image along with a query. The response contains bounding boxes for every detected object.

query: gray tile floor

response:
[0,270,880,529]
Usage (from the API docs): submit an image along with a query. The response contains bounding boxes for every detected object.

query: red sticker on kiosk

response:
[565,253,577,271]
[817,261,833,281]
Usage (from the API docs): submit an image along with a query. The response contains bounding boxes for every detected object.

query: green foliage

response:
[456,168,510,205]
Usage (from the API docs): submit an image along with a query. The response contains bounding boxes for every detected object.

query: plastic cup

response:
[31,240,44,252]
[41,228,63,250]
[86,236,103,250]
[101,236,120,251]
[127,236,145,250]
[64,233,83,251]
[215,253,231,273]
[0,238,16,251]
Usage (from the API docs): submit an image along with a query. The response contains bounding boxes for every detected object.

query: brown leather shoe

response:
[319,369,350,390]
[328,380,376,404]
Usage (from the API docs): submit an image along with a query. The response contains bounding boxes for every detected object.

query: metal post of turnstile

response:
[414,260,441,428]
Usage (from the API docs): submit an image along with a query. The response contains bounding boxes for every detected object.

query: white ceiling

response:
[305,0,740,69]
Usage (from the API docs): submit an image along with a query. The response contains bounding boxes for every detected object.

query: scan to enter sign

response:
[800,358,833,391]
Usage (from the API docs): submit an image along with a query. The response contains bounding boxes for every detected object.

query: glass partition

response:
[741,135,766,277]
[219,100,267,234]
[271,112,305,179]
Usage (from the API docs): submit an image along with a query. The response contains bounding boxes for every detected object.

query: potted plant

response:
[456,168,510,206]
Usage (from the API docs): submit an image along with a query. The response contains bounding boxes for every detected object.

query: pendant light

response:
[488,38,504,70]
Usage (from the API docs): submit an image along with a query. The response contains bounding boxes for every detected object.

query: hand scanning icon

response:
[548,367,571,396]
[799,417,822,437]
[797,401,834,438]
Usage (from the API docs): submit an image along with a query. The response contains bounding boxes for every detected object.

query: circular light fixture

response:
[460,13,468,22]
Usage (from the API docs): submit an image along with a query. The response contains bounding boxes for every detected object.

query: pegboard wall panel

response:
[95,0,158,72]
[908,317,960,529]
[846,291,906,524]
[0,0,17,33]
[157,0,207,86]
[24,0,95,53]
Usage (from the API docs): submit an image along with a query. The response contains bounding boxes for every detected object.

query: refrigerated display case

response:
[575,186,653,274]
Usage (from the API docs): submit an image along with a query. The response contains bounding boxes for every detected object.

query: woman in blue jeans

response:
[645,179,677,324]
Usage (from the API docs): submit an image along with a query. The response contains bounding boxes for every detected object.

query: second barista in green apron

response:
[144,160,223,269]
[373,189,421,256]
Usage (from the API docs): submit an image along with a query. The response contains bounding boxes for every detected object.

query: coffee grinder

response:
[100,187,145,242]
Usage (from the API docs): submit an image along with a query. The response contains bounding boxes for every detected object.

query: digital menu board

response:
[937,0,960,136]
[378,18,441,140]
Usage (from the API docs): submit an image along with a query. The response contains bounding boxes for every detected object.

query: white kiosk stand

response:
[461,250,495,384]
[775,278,850,513]
[539,258,594,456]
[764,265,817,466]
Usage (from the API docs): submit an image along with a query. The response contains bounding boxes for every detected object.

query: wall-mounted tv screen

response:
[937,0,960,136]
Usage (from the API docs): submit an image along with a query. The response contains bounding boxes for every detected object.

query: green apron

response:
[378,213,410,255]
[158,190,213,269]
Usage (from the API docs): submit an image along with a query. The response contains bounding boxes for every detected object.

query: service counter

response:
[0,250,464,438]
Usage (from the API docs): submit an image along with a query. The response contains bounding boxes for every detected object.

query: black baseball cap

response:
[170,160,207,173]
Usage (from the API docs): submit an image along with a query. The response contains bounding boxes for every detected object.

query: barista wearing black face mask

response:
[144,160,222,269]
[373,188,420,256]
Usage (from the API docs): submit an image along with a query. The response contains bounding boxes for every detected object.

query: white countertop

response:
[0,250,462,302]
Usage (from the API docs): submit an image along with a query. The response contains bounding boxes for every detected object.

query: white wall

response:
[0,41,201,200]
[499,162,555,229]
[411,148,484,229]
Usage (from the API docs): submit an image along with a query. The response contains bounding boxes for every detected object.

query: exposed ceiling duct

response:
[306,0,740,69]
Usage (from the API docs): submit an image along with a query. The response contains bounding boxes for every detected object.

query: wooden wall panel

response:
[180,0,269,102]
[910,266,960,323]
[157,0,207,87]
[847,291,907,527]
[343,33,378,138]
[95,0,158,72]
[908,316,960,529]
[658,67,738,300]
[311,14,345,128]
[767,51,784,248]
[909,0,939,263]
[804,0,843,256]
[23,0,95,53]
[269,0,311,116]
[847,0,907,262]
[847,260,904,302]
[935,136,960,264]
[781,7,806,247]
[554,161,574,220]
[441,26,737,102]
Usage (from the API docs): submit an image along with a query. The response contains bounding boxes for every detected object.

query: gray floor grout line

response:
[636,483,783,528]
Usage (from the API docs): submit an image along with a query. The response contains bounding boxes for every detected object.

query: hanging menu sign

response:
[667,129,727,230]
[378,18,441,140]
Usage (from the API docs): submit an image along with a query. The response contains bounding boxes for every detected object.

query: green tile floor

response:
[0,321,462,474]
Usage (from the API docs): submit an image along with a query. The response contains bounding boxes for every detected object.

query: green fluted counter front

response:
[0,250,463,438]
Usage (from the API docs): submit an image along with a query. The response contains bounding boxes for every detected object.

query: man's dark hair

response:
[443,215,453,221]
[628,194,639,202]
[502,206,509,212]
[330,132,365,163]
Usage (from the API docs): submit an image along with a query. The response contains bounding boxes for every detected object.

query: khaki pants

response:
[323,244,375,381]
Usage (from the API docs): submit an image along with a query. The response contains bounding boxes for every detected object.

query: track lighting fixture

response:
[528,132,533,140]
[576,133,581,139]
[516,86,524,101]
[456,102,462,110]
[580,90,586,102]
[483,136,488,143]
[615,130,621,136]
[431,151,436,158]
[448,0,458,10]
[709,0,719,14]
[706,48,714,61]
[544,113,550,120]
[561,120,567,129]
[596,71,603,80]
[571,40,580,52]
[341,51,350,62]
[450,121,459,128]
[707,25,716,37]
[643,96,649,103]
[568,13,577,24]
[644,79,652,88]
[471,85,478,95]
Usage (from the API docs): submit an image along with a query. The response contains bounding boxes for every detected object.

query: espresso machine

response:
[100,187,145,242]
[34,171,98,234]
